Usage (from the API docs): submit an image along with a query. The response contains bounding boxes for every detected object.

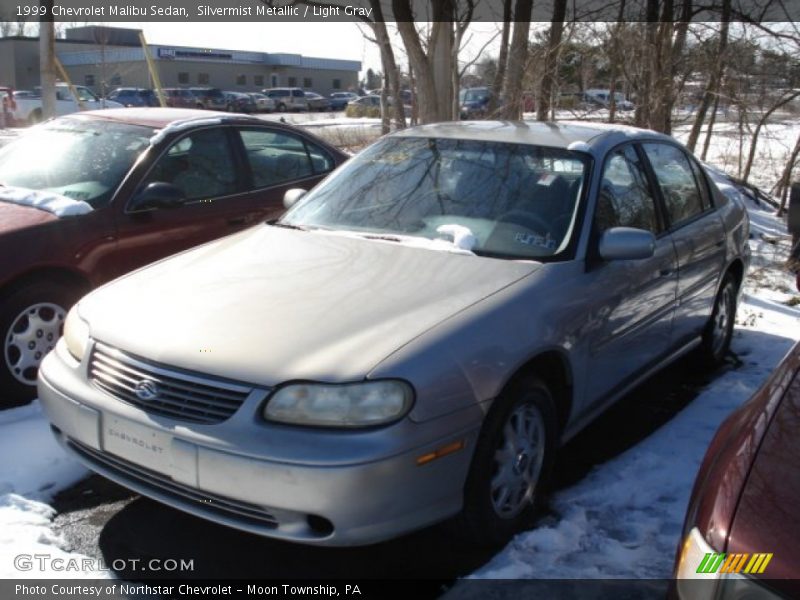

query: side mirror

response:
[598,227,655,261]
[129,182,185,212]
[283,188,307,210]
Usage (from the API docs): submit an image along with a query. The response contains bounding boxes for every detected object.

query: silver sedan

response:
[38,121,750,546]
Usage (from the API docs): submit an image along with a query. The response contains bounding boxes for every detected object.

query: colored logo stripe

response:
[697,552,773,574]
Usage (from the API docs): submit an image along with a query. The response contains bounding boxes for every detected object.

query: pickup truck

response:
[11,84,123,124]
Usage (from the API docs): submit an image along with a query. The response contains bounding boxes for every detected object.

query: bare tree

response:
[536,0,567,121]
[500,0,533,120]
[777,134,800,215]
[686,0,731,151]
[393,0,458,123]
[742,90,800,183]
[487,0,511,114]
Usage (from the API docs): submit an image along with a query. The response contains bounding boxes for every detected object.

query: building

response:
[0,26,362,97]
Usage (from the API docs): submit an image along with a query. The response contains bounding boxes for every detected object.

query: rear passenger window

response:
[239,128,315,188]
[597,145,659,233]
[642,143,706,227]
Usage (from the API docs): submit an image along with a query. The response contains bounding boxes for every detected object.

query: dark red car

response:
[0,108,346,405]
[673,342,800,598]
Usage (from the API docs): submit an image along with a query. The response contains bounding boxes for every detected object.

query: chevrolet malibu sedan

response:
[39,121,750,547]
[0,108,346,405]
[673,342,800,599]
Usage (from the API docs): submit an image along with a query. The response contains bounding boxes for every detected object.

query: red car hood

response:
[0,201,57,234]
[727,370,800,596]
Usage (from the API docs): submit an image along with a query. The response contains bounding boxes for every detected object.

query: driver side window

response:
[597,146,658,234]
[142,128,238,203]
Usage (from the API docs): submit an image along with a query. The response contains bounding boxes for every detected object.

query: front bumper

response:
[38,340,479,546]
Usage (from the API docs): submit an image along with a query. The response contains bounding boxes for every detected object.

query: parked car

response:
[223,91,257,113]
[0,107,347,405]
[262,88,308,112]
[11,83,123,124]
[162,88,195,109]
[39,121,750,547]
[345,95,382,118]
[187,87,227,111]
[107,88,159,108]
[248,92,275,113]
[673,341,800,599]
[329,92,358,111]
[584,89,635,111]
[304,91,330,112]
[459,87,494,119]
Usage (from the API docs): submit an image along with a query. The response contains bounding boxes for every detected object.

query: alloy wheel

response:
[4,302,65,385]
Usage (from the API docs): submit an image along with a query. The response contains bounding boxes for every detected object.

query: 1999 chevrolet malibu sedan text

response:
[39,121,751,546]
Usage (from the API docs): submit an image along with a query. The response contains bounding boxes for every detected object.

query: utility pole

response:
[39,0,56,119]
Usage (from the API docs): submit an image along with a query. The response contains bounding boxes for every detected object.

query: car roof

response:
[392,120,672,150]
[73,107,253,129]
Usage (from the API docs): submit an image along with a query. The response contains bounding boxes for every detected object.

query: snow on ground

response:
[0,402,93,577]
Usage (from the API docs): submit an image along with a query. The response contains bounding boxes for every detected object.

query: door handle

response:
[659,268,673,277]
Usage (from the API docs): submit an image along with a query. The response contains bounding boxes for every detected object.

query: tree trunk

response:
[500,0,533,120]
[778,133,800,215]
[700,92,720,161]
[39,0,56,120]
[607,5,626,124]
[487,0,511,115]
[536,0,567,122]
[370,1,406,130]
[392,0,455,123]
[742,91,800,183]
[686,0,730,152]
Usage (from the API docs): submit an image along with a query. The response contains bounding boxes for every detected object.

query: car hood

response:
[81,226,539,387]
[727,374,800,594]
[0,201,57,234]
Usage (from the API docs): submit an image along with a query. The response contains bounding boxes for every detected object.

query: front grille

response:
[67,438,279,529]
[89,342,251,424]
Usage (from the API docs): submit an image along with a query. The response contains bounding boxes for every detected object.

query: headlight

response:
[63,306,89,362]
[263,380,414,428]
[675,528,781,600]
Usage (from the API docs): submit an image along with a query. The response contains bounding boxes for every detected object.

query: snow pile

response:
[0,186,92,217]
[0,402,90,577]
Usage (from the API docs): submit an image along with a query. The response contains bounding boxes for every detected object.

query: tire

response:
[0,280,83,408]
[28,109,42,125]
[696,273,738,368]
[277,103,287,112]
[455,376,557,547]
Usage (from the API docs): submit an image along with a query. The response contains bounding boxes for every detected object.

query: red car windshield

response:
[0,117,152,209]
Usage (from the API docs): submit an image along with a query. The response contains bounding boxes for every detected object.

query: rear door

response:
[229,125,338,220]
[640,142,727,345]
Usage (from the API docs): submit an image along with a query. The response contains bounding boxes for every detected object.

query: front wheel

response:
[0,281,83,408]
[697,273,738,368]
[455,376,557,547]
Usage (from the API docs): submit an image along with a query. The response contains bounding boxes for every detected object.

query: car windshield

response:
[463,89,490,102]
[282,136,589,260]
[0,117,152,209]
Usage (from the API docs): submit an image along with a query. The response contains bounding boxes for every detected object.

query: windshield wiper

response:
[271,222,309,231]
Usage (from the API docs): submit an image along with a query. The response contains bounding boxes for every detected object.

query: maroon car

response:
[673,342,800,598]
[0,108,346,405]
